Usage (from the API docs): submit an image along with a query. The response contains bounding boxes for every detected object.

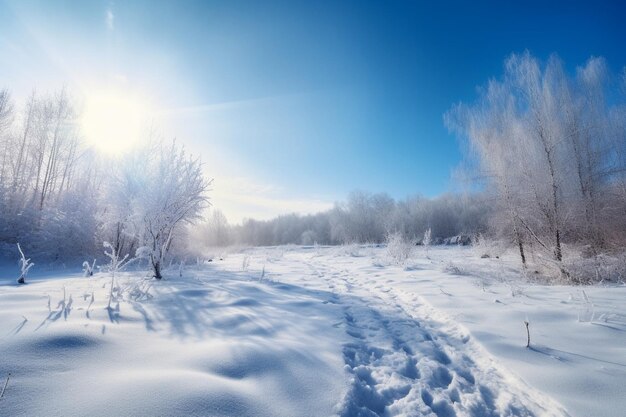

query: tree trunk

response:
[554,227,562,262]
[515,224,526,267]
[153,260,162,279]
[502,181,526,267]
[540,128,564,263]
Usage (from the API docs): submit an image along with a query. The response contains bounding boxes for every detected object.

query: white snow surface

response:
[0,245,624,417]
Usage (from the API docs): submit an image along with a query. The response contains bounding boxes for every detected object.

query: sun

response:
[81,91,152,154]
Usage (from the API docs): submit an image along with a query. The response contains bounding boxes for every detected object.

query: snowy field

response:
[1,245,624,417]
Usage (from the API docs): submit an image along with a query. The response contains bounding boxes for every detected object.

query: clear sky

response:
[1,0,625,222]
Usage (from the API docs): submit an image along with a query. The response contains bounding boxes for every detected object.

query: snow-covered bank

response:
[1,245,623,416]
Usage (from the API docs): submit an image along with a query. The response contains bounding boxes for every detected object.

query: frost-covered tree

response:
[446,52,626,278]
[0,89,216,267]
[0,89,97,262]
[134,141,211,279]
[98,151,144,258]
[446,75,530,266]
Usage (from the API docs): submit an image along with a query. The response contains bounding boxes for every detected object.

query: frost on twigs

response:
[422,228,432,258]
[103,241,132,308]
[386,232,415,265]
[82,259,96,277]
[103,241,131,276]
[17,243,34,284]
[335,243,362,258]
[242,254,251,271]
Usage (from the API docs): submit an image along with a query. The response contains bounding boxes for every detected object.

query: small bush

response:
[564,251,626,284]
[334,243,363,257]
[242,254,251,271]
[386,232,415,265]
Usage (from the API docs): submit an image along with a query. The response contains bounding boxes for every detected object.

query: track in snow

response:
[292,255,569,417]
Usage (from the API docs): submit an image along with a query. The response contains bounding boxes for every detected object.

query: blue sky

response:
[1,0,625,222]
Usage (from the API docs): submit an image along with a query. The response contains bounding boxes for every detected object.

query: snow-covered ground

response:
[1,245,624,416]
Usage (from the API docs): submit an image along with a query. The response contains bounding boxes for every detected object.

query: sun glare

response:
[81,91,151,154]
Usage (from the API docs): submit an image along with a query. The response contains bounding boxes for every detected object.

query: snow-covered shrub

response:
[443,261,467,276]
[473,233,488,257]
[266,247,284,262]
[103,242,131,276]
[423,228,432,247]
[386,232,415,265]
[17,243,34,284]
[312,241,323,257]
[82,259,96,277]
[372,258,386,268]
[364,244,381,258]
[472,234,506,260]
[242,254,251,271]
[564,251,626,284]
[103,241,132,308]
[336,243,362,257]
[422,228,432,257]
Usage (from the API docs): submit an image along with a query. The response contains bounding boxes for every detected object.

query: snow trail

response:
[296,255,569,417]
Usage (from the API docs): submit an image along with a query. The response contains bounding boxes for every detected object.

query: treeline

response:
[0,89,100,261]
[193,191,491,247]
[0,89,209,272]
